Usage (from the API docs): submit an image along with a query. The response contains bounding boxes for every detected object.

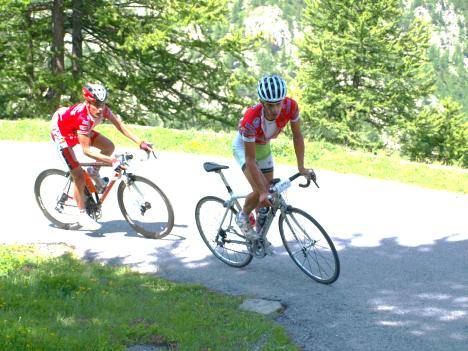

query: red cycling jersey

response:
[51,102,113,148]
[238,97,300,144]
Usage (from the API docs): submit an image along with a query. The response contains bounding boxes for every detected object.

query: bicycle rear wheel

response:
[195,196,252,267]
[34,169,77,229]
[279,207,340,284]
[117,175,174,239]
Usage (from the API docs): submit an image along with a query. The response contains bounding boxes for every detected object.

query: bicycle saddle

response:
[203,162,229,173]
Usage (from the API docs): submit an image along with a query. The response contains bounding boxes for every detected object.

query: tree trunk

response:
[72,0,83,80]
[50,0,65,104]
[25,10,35,92]
[51,0,65,75]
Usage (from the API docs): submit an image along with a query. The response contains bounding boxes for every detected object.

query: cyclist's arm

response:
[244,141,269,194]
[107,112,142,147]
[290,119,307,174]
[78,134,114,165]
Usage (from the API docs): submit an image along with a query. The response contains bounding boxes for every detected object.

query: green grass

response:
[0,245,297,351]
[1,119,467,193]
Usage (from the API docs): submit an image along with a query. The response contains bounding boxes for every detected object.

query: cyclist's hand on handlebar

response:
[111,157,127,171]
[299,167,318,187]
[139,141,153,153]
[298,167,313,180]
[140,141,157,160]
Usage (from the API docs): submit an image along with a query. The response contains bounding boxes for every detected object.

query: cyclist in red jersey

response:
[51,83,153,229]
[233,74,315,245]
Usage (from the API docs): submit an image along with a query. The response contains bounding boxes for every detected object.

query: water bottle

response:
[256,207,269,233]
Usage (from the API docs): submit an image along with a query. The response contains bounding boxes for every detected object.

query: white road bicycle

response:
[195,162,340,284]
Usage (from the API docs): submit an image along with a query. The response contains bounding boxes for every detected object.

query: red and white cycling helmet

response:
[82,83,108,103]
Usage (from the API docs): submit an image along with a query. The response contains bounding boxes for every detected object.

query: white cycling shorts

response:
[232,132,274,174]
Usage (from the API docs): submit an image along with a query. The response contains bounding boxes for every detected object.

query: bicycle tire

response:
[117,175,174,239]
[34,168,76,229]
[279,207,340,284]
[195,196,253,267]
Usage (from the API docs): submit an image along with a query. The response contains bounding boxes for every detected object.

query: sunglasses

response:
[262,100,283,107]
[89,100,106,108]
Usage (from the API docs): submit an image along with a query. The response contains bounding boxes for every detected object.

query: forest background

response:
[0,0,466,167]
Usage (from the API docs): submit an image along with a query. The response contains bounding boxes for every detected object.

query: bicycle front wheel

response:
[195,196,252,267]
[34,169,77,229]
[117,175,174,239]
[279,207,340,284]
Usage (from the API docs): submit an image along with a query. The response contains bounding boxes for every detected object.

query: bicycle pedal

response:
[248,241,267,258]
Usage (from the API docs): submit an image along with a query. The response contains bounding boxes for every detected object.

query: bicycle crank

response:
[248,239,267,258]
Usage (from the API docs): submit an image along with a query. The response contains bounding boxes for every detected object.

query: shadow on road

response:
[138,232,467,351]
[68,218,467,351]
[82,220,188,241]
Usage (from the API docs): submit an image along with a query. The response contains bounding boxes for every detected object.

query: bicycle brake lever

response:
[143,150,157,161]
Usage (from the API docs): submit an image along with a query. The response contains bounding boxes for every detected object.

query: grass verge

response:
[1,119,466,193]
[0,245,297,351]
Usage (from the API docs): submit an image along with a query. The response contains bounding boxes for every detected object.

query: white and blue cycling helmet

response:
[257,74,287,103]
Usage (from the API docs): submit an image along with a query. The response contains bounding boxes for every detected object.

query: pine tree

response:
[0,0,251,129]
[298,0,434,148]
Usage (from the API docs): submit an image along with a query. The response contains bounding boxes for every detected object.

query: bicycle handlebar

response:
[146,150,157,160]
[113,149,157,172]
[289,171,319,189]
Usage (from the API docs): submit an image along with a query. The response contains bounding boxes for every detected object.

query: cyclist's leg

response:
[233,135,255,213]
[61,147,100,228]
[233,136,273,214]
[60,147,86,210]
[88,132,114,178]
[51,123,87,211]
[242,166,271,214]
[256,156,275,252]
[71,168,86,210]
[90,131,115,156]
[251,156,274,217]
[257,154,274,184]
[242,148,274,214]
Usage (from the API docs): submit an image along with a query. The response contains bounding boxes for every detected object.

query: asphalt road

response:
[1,141,467,351]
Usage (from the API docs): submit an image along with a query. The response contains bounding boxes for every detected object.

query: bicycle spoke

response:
[35,169,79,228]
[118,176,174,238]
[215,245,243,263]
[280,208,339,284]
[290,224,334,279]
[195,196,252,268]
[288,213,315,243]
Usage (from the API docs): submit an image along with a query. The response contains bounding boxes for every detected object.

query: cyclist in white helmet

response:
[50,83,153,230]
[233,74,315,244]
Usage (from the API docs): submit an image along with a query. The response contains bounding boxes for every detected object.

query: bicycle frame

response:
[79,161,122,205]
[57,153,143,210]
[214,169,287,244]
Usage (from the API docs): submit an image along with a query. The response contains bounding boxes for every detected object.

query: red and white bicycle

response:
[34,151,174,239]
